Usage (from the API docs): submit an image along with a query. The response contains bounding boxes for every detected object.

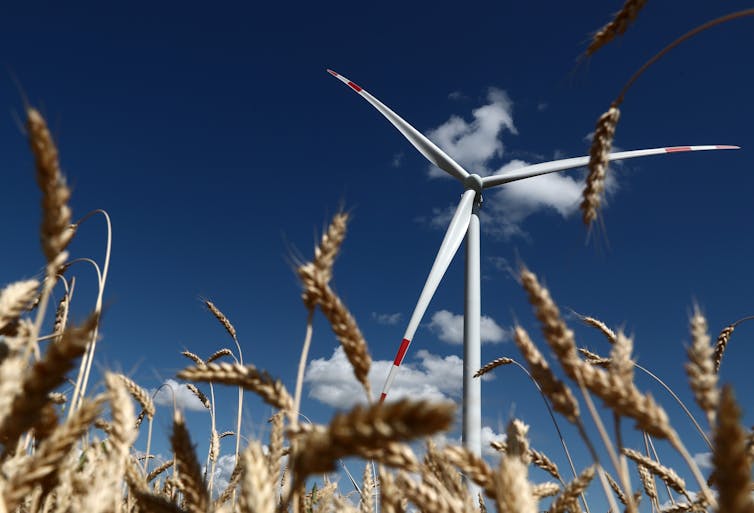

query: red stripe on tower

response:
[347,81,362,92]
[393,338,411,366]
[665,146,692,153]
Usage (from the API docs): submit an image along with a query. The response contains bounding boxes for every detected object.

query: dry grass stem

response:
[178,362,292,412]
[474,356,513,378]
[581,105,620,227]
[712,385,754,513]
[586,0,647,55]
[685,308,718,427]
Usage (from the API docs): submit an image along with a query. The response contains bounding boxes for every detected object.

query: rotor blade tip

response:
[717,145,740,150]
[326,69,338,76]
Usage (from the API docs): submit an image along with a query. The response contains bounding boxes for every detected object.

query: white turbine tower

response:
[327,68,738,458]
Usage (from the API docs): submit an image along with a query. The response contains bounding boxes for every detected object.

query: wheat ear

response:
[0,313,97,450]
[586,0,647,56]
[581,105,620,228]
[547,465,595,513]
[170,409,209,513]
[474,356,513,378]
[712,314,754,373]
[712,385,754,513]
[3,396,103,511]
[178,362,292,411]
[290,399,454,478]
[622,448,689,498]
[0,280,39,336]
[238,440,275,513]
[494,419,536,513]
[685,307,718,428]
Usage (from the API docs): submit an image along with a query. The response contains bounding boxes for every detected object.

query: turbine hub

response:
[464,174,483,193]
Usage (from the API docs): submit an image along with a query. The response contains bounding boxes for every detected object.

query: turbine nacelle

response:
[463,174,484,194]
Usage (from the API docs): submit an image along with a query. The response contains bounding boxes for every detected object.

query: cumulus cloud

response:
[426,88,517,178]
[428,310,508,344]
[421,91,626,238]
[693,451,712,469]
[305,346,464,408]
[151,379,208,412]
[481,426,507,457]
[208,454,236,497]
[371,311,403,325]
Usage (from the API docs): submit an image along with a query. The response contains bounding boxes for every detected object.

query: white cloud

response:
[428,310,508,345]
[371,311,402,325]
[391,152,404,168]
[426,88,517,178]
[208,454,236,497]
[692,451,712,469]
[305,346,463,408]
[481,426,507,457]
[151,379,208,412]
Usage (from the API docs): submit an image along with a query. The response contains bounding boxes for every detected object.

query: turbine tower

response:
[327,68,738,458]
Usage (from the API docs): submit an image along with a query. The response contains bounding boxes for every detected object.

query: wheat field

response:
[1,7,753,513]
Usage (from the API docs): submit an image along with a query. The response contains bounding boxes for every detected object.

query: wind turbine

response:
[326,68,738,458]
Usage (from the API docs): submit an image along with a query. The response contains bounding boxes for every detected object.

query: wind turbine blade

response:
[379,189,477,403]
[482,145,740,188]
[327,69,470,182]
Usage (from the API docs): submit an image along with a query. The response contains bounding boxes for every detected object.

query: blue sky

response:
[1,0,752,503]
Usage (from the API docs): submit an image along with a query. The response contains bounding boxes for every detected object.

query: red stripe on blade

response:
[327,69,338,76]
[665,146,692,153]
[379,392,387,403]
[347,81,362,92]
[716,145,739,149]
[393,338,410,366]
